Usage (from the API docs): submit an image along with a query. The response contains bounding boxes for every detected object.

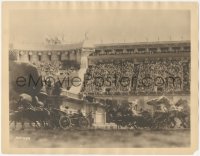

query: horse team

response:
[10,93,190,130]
[105,102,190,129]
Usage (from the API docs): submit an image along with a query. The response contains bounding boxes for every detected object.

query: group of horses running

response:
[105,103,190,130]
[9,94,190,131]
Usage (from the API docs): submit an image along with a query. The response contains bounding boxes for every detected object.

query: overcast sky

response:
[9,9,190,44]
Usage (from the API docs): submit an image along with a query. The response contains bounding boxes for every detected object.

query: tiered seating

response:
[81,59,190,95]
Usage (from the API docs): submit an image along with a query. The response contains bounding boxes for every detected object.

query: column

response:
[69,50,76,61]
[51,52,59,61]
[157,47,161,53]
[123,48,127,54]
[41,51,49,62]
[60,51,65,61]
[47,52,52,61]
[65,51,70,60]
[134,48,138,54]
[38,52,42,61]
[57,51,61,61]
[30,51,39,63]
[76,49,81,64]
[19,51,29,62]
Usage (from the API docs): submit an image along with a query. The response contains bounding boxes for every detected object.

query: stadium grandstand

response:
[9,40,190,104]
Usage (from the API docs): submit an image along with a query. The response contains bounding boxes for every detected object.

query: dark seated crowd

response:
[81,59,190,96]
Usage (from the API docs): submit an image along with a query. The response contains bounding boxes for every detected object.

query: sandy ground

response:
[9,127,190,148]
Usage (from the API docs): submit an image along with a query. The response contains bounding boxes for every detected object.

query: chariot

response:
[49,108,89,130]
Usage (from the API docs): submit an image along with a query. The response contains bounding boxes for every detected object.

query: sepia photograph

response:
[1,2,198,154]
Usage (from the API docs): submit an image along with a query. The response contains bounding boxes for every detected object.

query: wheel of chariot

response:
[78,117,89,129]
[59,116,71,130]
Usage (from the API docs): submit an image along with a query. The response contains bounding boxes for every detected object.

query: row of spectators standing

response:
[91,48,188,56]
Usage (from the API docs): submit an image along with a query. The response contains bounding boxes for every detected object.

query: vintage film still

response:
[1,2,198,154]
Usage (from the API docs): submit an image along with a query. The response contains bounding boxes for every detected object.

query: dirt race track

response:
[10,128,190,148]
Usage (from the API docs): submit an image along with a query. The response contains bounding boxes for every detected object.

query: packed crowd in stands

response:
[18,51,190,96]
[32,61,62,77]
[136,60,184,94]
[32,61,79,78]
[31,61,80,95]
[82,59,190,95]
[90,47,190,56]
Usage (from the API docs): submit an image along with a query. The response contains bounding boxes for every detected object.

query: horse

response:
[169,109,190,128]
[9,109,40,130]
[9,107,51,130]
[165,105,190,128]
[9,110,25,130]
[22,108,51,129]
[132,110,154,129]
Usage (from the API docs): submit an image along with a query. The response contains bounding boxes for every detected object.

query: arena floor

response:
[10,128,190,148]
